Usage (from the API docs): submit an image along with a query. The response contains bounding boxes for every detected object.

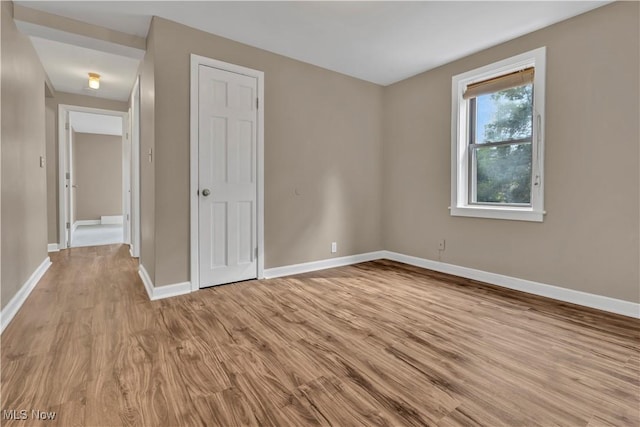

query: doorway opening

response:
[58,104,138,251]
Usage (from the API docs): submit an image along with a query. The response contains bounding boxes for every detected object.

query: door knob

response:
[201,188,211,197]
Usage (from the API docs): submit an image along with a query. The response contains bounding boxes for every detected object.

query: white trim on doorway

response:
[57,104,132,250]
[189,54,265,292]
[123,107,132,246]
[130,76,141,258]
[57,106,67,250]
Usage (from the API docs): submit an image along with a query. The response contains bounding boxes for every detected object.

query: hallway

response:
[1,245,148,425]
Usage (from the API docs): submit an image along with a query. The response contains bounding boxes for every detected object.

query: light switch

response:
[40,156,45,168]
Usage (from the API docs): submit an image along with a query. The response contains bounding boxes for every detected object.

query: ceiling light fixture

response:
[88,73,100,89]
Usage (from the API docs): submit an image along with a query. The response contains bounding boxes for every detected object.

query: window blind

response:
[463,67,534,100]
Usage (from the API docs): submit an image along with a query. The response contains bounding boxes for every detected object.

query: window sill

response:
[450,205,544,222]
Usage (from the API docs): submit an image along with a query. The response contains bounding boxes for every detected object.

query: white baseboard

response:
[73,220,100,232]
[382,251,640,319]
[138,264,155,300]
[138,264,191,301]
[101,215,123,225]
[264,251,386,279]
[75,220,101,226]
[153,281,192,299]
[1,257,52,333]
[47,243,59,252]
[260,249,638,319]
[138,248,638,318]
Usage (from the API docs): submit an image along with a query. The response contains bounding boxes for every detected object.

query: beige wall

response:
[13,4,146,52]
[3,0,633,315]
[133,2,638,305]
[1,1,48,308]
[72,132,122,221]
[382,2,639,303]
[139,23,156,282]
[146,17,383,286]
[45,92,128,243]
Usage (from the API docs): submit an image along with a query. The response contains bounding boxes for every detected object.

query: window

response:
[451,47,546,222]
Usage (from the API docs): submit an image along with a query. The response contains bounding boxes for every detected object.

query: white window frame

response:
[451,47,546,222]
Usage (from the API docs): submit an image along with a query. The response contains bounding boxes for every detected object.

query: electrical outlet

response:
[438,239,446,251]
[331,242,337,253]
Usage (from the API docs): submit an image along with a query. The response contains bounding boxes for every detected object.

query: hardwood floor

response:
[1,244,639,426]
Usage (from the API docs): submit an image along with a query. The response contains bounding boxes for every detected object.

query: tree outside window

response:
[472,85,533,205]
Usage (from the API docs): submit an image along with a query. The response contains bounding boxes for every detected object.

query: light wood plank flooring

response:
[1,244,639,426]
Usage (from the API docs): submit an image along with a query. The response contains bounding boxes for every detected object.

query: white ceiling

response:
[69,111,123,136]
[30,36,140,101]
[18,1,609,88]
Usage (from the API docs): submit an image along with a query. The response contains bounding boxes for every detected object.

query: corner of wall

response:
[138,19,157,285]
[378,1,639,304]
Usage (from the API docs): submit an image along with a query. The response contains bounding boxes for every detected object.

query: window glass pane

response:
[474,84,533,144]
[474,142,532,204]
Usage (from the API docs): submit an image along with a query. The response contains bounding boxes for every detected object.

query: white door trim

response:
[57,104,130,249]
[123,109,131,245]
[130,76,141,257]
[190,54,265,292]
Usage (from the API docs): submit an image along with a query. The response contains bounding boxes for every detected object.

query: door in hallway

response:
[198,65,258,288]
